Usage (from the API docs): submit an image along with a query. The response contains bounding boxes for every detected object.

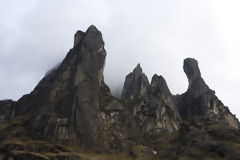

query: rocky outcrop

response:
[1,25,136,150]
[121,64,150,104]
[121,64,181,135]
[0,100,16,122]
[177,58,239,129]
[0,26,240,160]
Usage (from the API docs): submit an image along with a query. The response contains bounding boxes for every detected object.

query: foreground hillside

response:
[0,26,239,160]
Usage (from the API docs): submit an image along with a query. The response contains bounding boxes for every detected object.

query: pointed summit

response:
[86,25,100,33]
[133,63,142,79]
[121,63,150,103]
[11,26,132,149]
[121,65,181,135]
[1,26,240,160]
[151,74,171,97]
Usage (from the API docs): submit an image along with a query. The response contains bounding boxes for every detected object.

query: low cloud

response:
[0,0,240,118]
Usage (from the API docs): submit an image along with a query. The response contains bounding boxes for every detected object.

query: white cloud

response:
[0,0,240,118]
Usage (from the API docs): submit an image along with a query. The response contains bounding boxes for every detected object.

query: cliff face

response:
[0,100,15,123]
[0,26,137,151]
[0,26,240,160]
[177,58,239,129]
[121,64,181,135]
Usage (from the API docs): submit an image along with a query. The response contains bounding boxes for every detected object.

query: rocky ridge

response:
[121,64,181,135]
[0,26,240,160]
[177,58,239,128]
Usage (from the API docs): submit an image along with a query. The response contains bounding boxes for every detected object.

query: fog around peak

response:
[1,0,240,118]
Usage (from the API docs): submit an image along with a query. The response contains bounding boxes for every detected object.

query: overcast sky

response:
[0,0,240,117]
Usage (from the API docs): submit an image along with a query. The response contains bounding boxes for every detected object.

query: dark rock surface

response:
[0,100,16,122]
[177,58,239,129]
[0,25,136,151]
[121,64,181,135]
[0,26,240,160]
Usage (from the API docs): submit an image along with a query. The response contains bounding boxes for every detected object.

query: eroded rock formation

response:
[0,26,240,160]
[121,64,181,135]
[0,26,137,151]
[177,58,239,129]
[0,100,15,123]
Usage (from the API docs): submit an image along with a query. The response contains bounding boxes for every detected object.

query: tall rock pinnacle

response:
[183,58,209,96]
[1,26,240,160]
[184,58,201,90]
[177,58,239,129]
[7,25,136,150]
[121,64,150,104]
[16,25,107,146]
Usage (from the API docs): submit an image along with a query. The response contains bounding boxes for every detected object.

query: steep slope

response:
[0,26,240,160]
[0,26,137,152]
[177,58,239,129]
[121,64,181,135]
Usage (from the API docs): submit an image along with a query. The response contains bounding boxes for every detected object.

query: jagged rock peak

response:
[2,26,240,159]
[121,63,150,103]
[151,74,171,97]
[86,25,101,33]
[12,25,111,147]
[121,65,181,134]
[133,63,143,78]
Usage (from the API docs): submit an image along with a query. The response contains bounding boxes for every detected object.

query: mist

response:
[1,0,240,118]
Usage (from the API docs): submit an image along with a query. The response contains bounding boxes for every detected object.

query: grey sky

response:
[0,0,240,117]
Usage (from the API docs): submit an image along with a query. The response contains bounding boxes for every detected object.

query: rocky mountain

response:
[0,26,240,160]
[177,58,239,129]
[121,64,181,135]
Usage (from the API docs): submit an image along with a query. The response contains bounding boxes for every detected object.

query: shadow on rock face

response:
[0,26,240,160]
[177,58,239,129]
